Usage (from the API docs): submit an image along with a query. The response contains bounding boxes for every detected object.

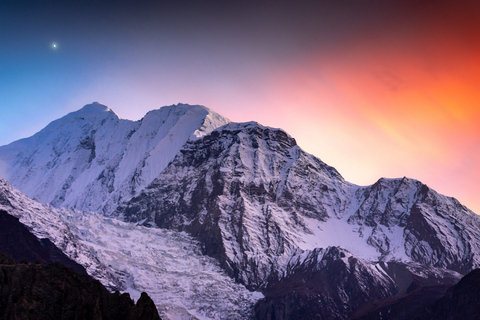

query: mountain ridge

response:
[0,103,230,215]
[1,102,479,319]
[119,118,480,319]
[0,252,161,320]
[122,121,480,277]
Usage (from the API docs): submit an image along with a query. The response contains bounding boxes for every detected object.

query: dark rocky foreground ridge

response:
[349,268,480,320]
[422,268,480,320]
[0,210,87,275]
[0,209,161,320]
[0,253,161,320]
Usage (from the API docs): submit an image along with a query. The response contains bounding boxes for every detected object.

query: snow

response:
[0,103,230,215]
[300,216,379,260]
[0,178,261,320]
[76,101,113,114]
[381,225,410,261]
[71,212,263,320]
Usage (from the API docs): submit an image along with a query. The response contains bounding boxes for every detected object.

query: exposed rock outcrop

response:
[121,122,480,319]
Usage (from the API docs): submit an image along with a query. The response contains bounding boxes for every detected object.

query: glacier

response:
[0,178,262,320]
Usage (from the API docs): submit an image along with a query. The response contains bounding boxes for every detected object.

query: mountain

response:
[420,268,480,320]
[2,103,480,319]
[0,177,261,320]
[122,122,480,279]
[122,122,352,286]
[349,268,480,320]
[0,102,229,215]
[121,121,480,318]
[0,252,161,320]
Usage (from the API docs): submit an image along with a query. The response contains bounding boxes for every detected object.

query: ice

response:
[0,103,230,216]
[0,178,261,320]
[300,216,379,260]
[71,212,262,320]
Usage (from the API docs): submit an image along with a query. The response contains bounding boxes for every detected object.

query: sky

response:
[0,1,479,213]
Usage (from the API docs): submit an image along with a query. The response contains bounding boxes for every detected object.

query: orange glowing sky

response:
[205,1,480,213]
[261,42,480,214]
[1,1,479,213]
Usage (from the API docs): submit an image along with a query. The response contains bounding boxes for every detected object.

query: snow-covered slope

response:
[0,177,261,320]
[122,122,355,287]
[0,102,230,215]
[350,177,480,273]
[122,122,480,289]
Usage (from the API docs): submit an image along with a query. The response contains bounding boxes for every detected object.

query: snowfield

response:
[0,103,230,216]
[69,212,263,320]
[0,178,262,320]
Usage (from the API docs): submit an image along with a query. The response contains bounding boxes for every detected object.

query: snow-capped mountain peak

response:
[0,103,230,214]
[75,101,114,114]
[122,118,480,287]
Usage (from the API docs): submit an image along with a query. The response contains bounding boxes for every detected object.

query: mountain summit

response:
[0,103,230,214]
[76,101,113,114]
[121,121,480,281]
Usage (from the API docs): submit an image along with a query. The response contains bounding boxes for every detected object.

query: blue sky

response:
[1,1,480,213]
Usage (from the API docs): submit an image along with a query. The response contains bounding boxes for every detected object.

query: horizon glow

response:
[0,1,479,214]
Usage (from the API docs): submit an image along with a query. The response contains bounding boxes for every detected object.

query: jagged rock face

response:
[0,210,87,275]
[350,178,480,273]
[122,122,480,287]
[348,261,461,320]
[256,256,462,320]
[350,268,480,320]
[0,253,161,320]
[255,247,398,320]
[0,103,229,215]
[120,121,480,318]
[122,122,354,288]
